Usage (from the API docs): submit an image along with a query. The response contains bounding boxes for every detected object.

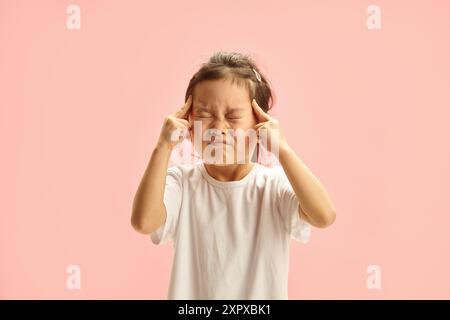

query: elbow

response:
[315,209,336,229]
[130,215,154,235]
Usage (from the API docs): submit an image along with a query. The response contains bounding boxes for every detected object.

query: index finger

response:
[174,95,193,120]
[252,99,271,122]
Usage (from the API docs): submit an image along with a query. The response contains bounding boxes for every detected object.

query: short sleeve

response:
[150,166,183,245]
[273,165,311,243]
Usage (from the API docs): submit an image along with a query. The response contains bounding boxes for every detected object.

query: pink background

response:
[1,0,449,299]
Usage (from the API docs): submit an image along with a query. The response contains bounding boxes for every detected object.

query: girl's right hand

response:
[157,95,193,151]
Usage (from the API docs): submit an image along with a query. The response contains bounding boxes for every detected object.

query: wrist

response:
[155,141,173,154]
[278,141,291,154]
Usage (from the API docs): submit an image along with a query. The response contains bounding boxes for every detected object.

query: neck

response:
[203,161,255,182]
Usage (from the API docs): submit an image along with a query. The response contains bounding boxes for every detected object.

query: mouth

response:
[208,136,233,146]
[208,141,232,146]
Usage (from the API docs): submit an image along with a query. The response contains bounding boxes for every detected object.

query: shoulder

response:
[254,164,293,196]
[167,162,202,180]
[251,164,287,191]
[254,163,286,180]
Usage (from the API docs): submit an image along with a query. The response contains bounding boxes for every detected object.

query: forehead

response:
[193,78,250,110]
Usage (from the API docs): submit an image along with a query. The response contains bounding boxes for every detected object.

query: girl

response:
[131,51,336,299]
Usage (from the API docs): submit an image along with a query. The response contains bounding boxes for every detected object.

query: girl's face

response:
[188,78,258,164]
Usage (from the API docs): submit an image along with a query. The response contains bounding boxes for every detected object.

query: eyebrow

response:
[226,108,245,113]
[194,106,210,111]
[194,106,246,113]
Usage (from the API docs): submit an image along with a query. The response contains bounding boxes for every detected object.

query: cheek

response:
[190,119,208,134]
[190,121,217,146]
[232,116,256,128]
[243,114,257,127]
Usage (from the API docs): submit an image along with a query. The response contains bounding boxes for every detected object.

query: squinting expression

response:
[188,78,258,163]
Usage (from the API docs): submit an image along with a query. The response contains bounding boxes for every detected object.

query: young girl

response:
[131,51,336,299]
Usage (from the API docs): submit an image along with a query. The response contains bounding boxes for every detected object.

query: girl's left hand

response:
[252,99,288,154]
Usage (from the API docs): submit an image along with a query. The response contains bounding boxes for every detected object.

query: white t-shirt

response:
[150,161,311,299]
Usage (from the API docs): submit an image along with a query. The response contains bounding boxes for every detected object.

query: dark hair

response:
[184,51,275,113]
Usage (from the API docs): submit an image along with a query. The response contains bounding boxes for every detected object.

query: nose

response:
[209,117,230,135]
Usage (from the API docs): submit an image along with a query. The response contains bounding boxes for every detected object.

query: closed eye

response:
[227,113,244,119]
[227,117,242,120]
[194,114,212,118]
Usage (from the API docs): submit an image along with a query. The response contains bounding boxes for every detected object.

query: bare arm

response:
[278,144,336,229]
[131,144,172,234]
[251,99,336,229]
[131,95,193,235]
